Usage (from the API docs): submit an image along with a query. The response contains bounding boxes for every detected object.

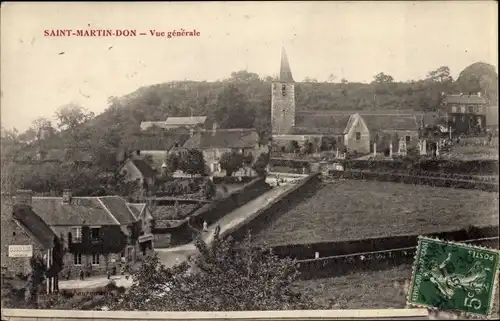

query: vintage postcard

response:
[0,1,498,319]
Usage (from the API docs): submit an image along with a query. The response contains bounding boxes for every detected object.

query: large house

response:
[443,93,489,134]
[1,189,155,280]
[270,48,370,154]
[118,157,157,189]
[181,124,261,176]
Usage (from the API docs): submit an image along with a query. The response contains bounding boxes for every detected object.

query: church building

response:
[271,48,370,155]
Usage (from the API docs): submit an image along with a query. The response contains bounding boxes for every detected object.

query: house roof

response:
[140,121,168,131]
[294,113,353,135]
[29,195,138,226]
[1,196,56,249]
[183,129,259,149]
[164,116,207,126]
[128,159,156,179]
[126,203,146,218]
[445,94,488,105]
[14,148,93,164]
[127,133,190,151]
[361,114,419,132]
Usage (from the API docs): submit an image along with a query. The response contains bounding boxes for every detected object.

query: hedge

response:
[335,169,498,192]
[342,159,499,176]
[268,225,498,261]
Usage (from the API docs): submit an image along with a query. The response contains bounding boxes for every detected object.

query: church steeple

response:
[279,47,294,83]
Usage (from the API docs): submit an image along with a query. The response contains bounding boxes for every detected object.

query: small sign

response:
[8,245,33,258]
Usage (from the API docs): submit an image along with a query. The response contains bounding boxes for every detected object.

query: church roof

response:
[293,112,354,135]
[279,48,294,83]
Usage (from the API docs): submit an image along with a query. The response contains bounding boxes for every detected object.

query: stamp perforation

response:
[406,235,500,319]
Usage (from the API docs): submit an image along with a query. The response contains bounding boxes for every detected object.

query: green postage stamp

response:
[407,236,500,317]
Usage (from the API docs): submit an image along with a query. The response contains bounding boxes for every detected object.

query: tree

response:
[24,256,46,303]
[165,152,180,174]
[287,140,299,153]
[372,72,394,84]
[214,85,255,128]
[327,74,337,83]
[303,77,318,83]
[203,179,216,200]
[426,66,453,83]
[108,230,323,311]
[219,151,244,177]
[54,103,95,131]
[228,70,261,83]
[179,149,206,176]
[252,152,269,177]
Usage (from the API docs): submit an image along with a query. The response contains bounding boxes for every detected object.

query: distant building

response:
[118,157,157,188]
[444,93,489,134]
[270,48,370,154]
[14,148,93,165]
[361,113,420,151]
[484,106,498,133]
[140,116,207,131]
[182,124,261,176]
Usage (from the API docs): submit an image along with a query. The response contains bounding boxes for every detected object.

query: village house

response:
[270,48,370,154]
[3,190,155,279]
[181,124,261,176]
[140,116,208,131]
[1,191,59,279]
[443,92,489,134]
[118,157,157,189]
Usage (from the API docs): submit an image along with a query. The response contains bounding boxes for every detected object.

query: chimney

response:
[212,122,218,136]
[62,189,72,204]
[15,190,33,207]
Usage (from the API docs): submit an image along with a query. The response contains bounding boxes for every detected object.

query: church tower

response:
[271,48,295,135]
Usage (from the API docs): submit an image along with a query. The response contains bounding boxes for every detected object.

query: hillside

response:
[1,62,497,194]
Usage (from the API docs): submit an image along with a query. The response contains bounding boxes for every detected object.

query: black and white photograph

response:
[1,1,498,320]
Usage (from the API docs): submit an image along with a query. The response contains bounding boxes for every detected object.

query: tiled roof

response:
[130,159,156,179]
[13,204,57,249]
[30,196,139,226]
[127,133,190,151]
[164,116,207,126]
[1,196,56,249]
[140,121,168,131]
[294,113,353,135]
[99,196,138,224]
[445,94,488,105]
[126,203,146,218]
[183,129,259,149]
[152,204,200,220]
[361,114,419,131]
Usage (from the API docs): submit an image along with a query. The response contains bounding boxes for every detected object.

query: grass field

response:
[252,180,499,246]
[296,264,500,318]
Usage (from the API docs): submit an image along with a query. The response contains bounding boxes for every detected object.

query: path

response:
[156,182,297,268]
[58,177,302,290]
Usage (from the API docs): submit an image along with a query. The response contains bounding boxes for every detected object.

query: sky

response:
[1,1,498,132]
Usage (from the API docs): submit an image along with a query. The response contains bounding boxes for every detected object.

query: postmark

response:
[407,236,500,317]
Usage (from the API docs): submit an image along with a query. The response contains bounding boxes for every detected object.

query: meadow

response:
[252,180,499,246]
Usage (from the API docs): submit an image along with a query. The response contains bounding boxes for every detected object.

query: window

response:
[468,106,474,113]
[71,227,82,243]
[451,106,457,113]
[73,253,82,265]
[460,106,466,113]
[281,84,286,96]
[90,228,100,243]
[452,116,456,123]
[405,135,411,143]
[355,132,361,141]
[92,254,100,265]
